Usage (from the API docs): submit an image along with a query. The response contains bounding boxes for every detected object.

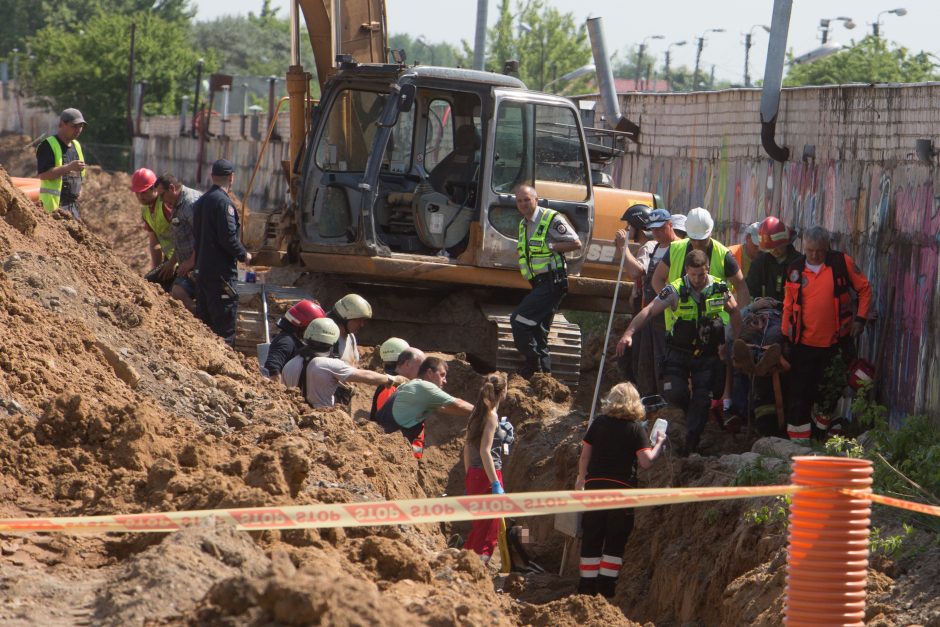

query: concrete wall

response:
[604,83,940,420]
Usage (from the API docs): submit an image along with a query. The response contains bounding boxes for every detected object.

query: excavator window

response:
[314,89,387,171]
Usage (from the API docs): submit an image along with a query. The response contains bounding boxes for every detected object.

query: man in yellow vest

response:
[511,184,582,378]
[131,167,176,291]
[618,249,741,454]
[36,108,87,220]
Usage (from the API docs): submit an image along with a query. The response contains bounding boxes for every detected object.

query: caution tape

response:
[844,490,940,518]
[0,485,799,535]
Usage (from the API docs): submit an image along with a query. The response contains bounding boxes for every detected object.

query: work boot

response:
[754,343,783,377]
[733,339,756,374]
[681,432,700,456]
[597,575,618,599]
[577,577,597,596]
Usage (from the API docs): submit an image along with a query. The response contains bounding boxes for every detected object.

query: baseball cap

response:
[60,108,87,125]
[670,214,687,235]
[647,208,671,228]
[211,158,235,176]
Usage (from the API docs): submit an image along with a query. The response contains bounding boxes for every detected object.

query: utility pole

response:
[664,49,672,90]
[709,64,715,90]
[635,43,646,90]
[692,37,704,91]
[743,32,752,87]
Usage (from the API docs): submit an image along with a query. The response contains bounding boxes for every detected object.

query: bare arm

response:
[146,230,163,269]
[552,239,582,253]
[725,293,742,341]
[345,369,392,387]
[637,432,667,469]
[614,229,646,280]
[478,412,500,485]
[575,442,592,489]
[37,160,84,180]
[729,271,751,308]
[652,259,670,294]
[617,297,670,355]
[438,398,474,417]
[463,442,471,473]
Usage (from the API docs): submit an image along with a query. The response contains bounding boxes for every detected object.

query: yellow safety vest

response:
[38,137,85,212]
[141,199,175,259]
[666,238,731,284]
[664,275,730,338]
[517,209,565,280]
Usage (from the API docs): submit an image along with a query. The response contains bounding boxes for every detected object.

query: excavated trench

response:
[1,138,938,624]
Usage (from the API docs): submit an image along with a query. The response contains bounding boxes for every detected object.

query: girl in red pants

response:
[463,372,509,562]
[575,382,666,597]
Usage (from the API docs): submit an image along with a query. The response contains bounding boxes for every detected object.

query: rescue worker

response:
[618,249,741,454]
[154,173,201,312]
[328,293,372,366]
[261,299,326,380]
[132,168,176,292]
[511,184,582,378]
[782,225,871,441]
[670,214,687,238]
[370,339,428,457]
[747,216,802,301]
[192,159,251,344]
[729,222,762,282]
[37,108,87,220]
[651,207,750,307]
[376,356,474,444]
[281,318,403,409]
[614,207,681,396]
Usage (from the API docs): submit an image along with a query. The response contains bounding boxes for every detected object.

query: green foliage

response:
[824,434,865,459]
[785,35,939,86]
[744,495,791,528]
[817,354,848,416]
[389,34,461,68]
[730,457,786,487]
[191,13,303,78]
[23,12,203,145]
[869,524,916,557]
[465,0,592,92]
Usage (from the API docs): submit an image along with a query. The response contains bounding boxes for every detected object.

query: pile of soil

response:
[0,161,937,625]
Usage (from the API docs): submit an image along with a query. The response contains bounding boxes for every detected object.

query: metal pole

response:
[126,22,136,141]
[664,50,671,90]
[744,32,752,87]
[191,59,204,139]
[180,96,189,136]
[693,36,704,91]
[587,249,628,426]
[635,43,645,90]
[473,0,488,71]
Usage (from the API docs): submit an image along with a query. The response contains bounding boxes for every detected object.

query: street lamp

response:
[819,16,855,44]
[743,24,770,87]
[636,35,664,90]
[543,63,595,93]
[415,35,435,66]
[873,8,907,37]
[693,28,724,91]
[664,41,686,91]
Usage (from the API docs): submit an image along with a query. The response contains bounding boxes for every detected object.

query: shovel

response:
[256,283,271,369]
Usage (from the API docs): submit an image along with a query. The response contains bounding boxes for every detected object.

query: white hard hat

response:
[304,317,341,345]
[334,293,373,321]
[380,337,409,362]
[685,207,714,240]
[744,221,762,246]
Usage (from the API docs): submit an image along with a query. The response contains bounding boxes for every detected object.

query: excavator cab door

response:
[477,91,594,274]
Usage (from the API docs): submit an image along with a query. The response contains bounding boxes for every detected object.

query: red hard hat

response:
[284,299,326,330]
[130,168,157,193]
[759,216,790,250]
[847,358,876,391]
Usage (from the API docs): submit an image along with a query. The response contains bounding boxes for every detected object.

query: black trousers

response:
[510,276,566,373]
[578,478,635,598]
[661,347,725,442]
[785,343,839,433]
[196,277,238,344]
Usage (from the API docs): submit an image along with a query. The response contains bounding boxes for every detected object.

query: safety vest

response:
[517,208,565,280]
[38,137,85,212]
[666,238,731,284]
[664,275,730,350]
[784,251,853,344]
[141,198,175,259]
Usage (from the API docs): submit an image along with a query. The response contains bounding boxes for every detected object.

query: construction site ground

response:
[0,131,938,625]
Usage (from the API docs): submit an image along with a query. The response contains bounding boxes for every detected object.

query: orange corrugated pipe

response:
[785,456,873,626]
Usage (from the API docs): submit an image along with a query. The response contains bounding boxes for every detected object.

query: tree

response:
[192,15,293,78]
[460,0,591,92]
[785,36,938,86]
[23,12,203,145]
[388,34,461,68]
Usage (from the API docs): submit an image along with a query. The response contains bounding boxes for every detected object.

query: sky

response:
[194,0,935,84]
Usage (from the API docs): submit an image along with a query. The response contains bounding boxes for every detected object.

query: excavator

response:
[237,0,661,388]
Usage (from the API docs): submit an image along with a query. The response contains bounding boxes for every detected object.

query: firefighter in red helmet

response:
[261,299,326,380]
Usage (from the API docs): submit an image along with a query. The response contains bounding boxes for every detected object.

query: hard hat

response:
[130,168,157,193]
[670,214,687,236]
[621,204,651,230]
[380,337,410,363]
[759,216,790,250]
[744,221,762,246]
[283,299,326,331]
[685,207,714,240]
[304,317,341,345]
[334,293,373,321]
[647,208,672,228]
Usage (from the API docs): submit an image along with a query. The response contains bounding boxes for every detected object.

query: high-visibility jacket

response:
[517,208,565,280]
[666,238,731,285]
[729,244,753,282]
[782,251,872,347]
[142,199,175,259]
[664,275,730,349]
[38,137,85,212]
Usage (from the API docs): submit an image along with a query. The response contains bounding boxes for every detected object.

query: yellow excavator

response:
[238,0,660,388]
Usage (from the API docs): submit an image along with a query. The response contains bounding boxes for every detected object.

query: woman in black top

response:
[575,382,667,598]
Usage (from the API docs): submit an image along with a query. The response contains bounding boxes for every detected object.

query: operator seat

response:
[428,124,480,206]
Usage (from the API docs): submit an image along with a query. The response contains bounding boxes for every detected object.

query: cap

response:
[670,214,687,235]
[647,208,672,228]
[60,108,86,125]
[744,221,761,246]
[211,159,235,176]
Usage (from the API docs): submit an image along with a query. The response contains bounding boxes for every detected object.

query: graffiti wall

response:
[610,84,940,420]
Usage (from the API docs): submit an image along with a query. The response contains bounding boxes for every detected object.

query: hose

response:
[785,456,873,626]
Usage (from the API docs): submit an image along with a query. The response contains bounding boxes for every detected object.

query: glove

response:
[491,481,505,495]
[496,417,515,445]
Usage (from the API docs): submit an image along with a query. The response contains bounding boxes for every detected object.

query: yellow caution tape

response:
[0,485,799,535]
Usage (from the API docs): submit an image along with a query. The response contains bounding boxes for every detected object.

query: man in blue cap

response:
[192,158,250,343]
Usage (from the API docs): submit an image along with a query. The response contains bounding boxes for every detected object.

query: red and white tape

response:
[0,485,798,535]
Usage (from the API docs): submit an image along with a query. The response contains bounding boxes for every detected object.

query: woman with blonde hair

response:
[575,381,666,598]
[463,371,510,560]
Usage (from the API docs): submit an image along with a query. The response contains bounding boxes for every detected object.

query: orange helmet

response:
[280,299,326,332]
[759,216,790,250]
[129,168,157,193]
